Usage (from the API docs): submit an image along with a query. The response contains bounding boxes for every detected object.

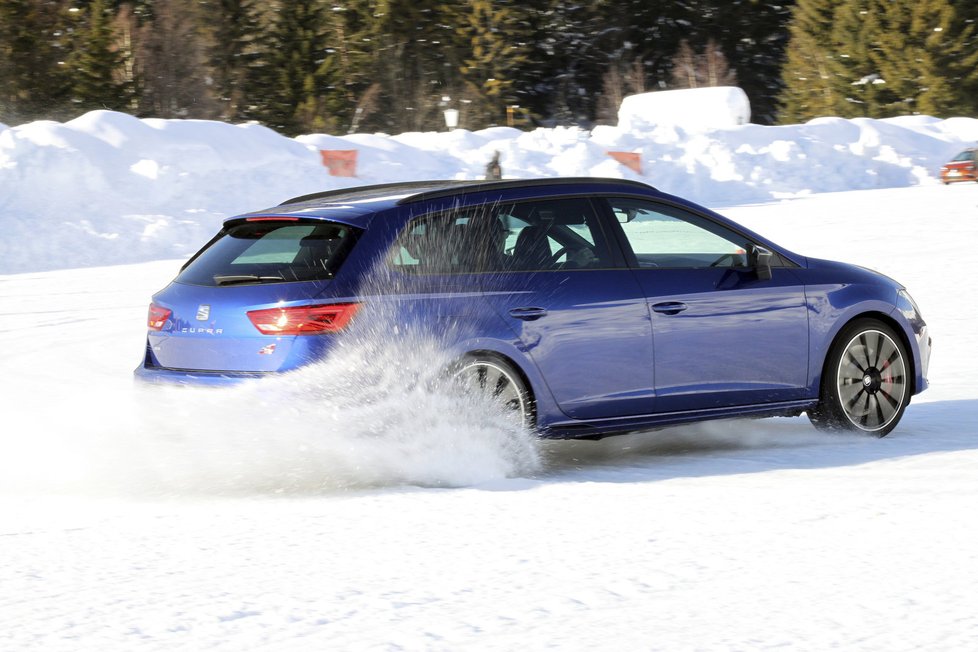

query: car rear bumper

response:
[133,364,272,386]
[941,169,977,183]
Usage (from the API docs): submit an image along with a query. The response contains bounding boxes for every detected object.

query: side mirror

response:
[749,245,773,281]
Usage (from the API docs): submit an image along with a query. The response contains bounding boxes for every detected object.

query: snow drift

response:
[617,86,751,131]
[1,107,976,274]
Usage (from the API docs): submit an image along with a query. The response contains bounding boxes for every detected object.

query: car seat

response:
[512,225,553,270]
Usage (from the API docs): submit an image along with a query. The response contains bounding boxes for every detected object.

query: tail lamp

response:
[147,303,172,330]
[247,303,360,335]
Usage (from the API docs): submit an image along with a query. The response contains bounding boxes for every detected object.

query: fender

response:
[803,258,927,396]
[447,322,566,433]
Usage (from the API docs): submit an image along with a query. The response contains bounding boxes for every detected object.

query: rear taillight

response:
[247,303,360,335]
[148,303,171,331]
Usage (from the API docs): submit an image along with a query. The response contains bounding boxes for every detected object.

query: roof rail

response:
[396,177,656,205]
[280,177,656,207]
[279,180,471,206]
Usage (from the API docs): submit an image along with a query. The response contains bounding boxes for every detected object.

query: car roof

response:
[224,176,801,264]
[232,178,663,227]
[279,178,660,208]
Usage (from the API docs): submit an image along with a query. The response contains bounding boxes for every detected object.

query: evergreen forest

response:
[1,0,976,135]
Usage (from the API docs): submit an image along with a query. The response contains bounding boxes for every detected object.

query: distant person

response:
[485,151,502,180]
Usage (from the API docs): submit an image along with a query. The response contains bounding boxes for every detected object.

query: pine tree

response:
[958,1,978,115]
[685,0,795,125]
[824,0,888,117]
[779,0,978,122]
[532,0,792,126]
[199,0,263,121]
[243,0,341,134]
[323,0,396,133]
[342,0,464,134]
[778,0,841,123]
[0,0,74,123]
[455,0,532,128]
[69,0,129,112]
[134,0,217,118]
[520,1,606,126]
[870,0,978,117]
[525,0,674,127]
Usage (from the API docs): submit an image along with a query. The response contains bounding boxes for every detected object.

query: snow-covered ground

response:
[2,101,977,648]
[2,176,977,649]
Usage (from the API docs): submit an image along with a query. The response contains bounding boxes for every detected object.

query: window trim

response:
[593,195,799,270]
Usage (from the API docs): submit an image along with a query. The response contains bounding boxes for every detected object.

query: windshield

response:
[176,220,360,287]
[951,150,975,162]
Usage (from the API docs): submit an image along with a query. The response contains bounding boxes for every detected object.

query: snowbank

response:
[1,109,977,273]
[618,86,751,131]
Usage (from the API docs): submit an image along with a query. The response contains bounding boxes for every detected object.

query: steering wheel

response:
[548,246,571,265]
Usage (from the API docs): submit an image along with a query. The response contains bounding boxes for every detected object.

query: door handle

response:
[651,301,688,315]
[509,307,548,321]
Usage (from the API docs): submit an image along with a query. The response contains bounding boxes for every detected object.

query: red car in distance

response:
[940,148,978,184]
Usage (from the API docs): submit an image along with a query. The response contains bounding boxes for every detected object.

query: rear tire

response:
[809,319,910,437]
[454,355,534,430]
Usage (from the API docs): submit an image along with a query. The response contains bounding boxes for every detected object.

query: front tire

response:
[809,319,910,437]
[454,355,534,430]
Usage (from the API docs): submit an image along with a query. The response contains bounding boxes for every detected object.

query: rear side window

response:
[389,198,616,274]
[176,220,359,286]
[388,208,490,274]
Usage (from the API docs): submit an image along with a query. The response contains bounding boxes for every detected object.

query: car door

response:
[599,197,810,413]
[477,197,656,420]
[381,207,493,340]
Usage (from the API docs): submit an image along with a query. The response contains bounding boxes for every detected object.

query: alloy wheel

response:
[835,329,907,433]
[456,358,531,428]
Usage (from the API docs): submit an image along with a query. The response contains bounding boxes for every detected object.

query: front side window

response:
[176,220,358,286]
[492,198,610,272]
[606,198,753,269]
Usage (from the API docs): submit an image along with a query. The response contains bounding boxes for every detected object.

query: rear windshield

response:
[176,220,360,287]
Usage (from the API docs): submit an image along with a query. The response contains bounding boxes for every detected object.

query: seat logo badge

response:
[196,304,211,321]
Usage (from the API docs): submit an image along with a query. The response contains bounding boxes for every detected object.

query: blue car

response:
[136,178,931,438]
